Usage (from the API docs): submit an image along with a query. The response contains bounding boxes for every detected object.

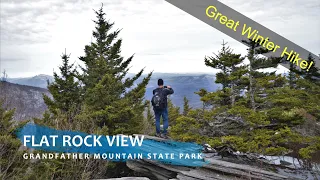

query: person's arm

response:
[165,86,174,95]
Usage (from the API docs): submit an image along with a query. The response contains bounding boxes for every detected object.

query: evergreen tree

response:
[0,100,29,179]
[288,62,299,89]
[204,41,231,91]
[142,100,155,135]
[0,100,14,136]
[167,98,180,126]
[241,39,281,110]
[43,49,82,122]
[78,5,152,135]
[183,96,191,116]
[171,40,320,163]
[195,88,209,111]
[145,100,154,125]
[287,53,320,89]
[294,53,320,85]
[228,55,247,107]
[203,41,246,107]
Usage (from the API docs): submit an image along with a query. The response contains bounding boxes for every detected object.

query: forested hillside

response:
[0,81,51,121]
[169,41,320,165]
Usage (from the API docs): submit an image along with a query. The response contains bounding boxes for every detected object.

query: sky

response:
[0,0,319,78]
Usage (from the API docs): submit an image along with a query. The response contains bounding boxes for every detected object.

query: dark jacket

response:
[153,87,174,108]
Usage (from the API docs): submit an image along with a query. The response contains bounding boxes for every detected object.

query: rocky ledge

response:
[123,135,320,180]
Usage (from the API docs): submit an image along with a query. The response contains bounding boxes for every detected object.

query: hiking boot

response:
[160,133,169,139]
[155,133,161,137]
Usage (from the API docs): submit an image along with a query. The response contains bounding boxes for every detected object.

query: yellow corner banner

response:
[165,0,319,73]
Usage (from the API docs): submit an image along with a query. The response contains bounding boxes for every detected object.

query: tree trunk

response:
[231,83,235,107]
[249,63,256,111]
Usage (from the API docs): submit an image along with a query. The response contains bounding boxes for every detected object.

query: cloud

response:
[0,0,319,77]
[0,0,91,45]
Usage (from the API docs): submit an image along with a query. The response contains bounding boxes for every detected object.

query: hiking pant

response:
[154,108,169,134]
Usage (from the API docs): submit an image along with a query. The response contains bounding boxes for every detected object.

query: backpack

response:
[151,89,166,110]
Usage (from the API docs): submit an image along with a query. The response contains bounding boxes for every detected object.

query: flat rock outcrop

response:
[124,135,320,180]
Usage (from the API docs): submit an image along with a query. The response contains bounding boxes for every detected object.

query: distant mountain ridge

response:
[7,74,54,89]
[2,73,220,121]
[7,73,221,109]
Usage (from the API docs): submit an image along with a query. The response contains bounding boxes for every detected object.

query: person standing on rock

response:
[151,79,174,139]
